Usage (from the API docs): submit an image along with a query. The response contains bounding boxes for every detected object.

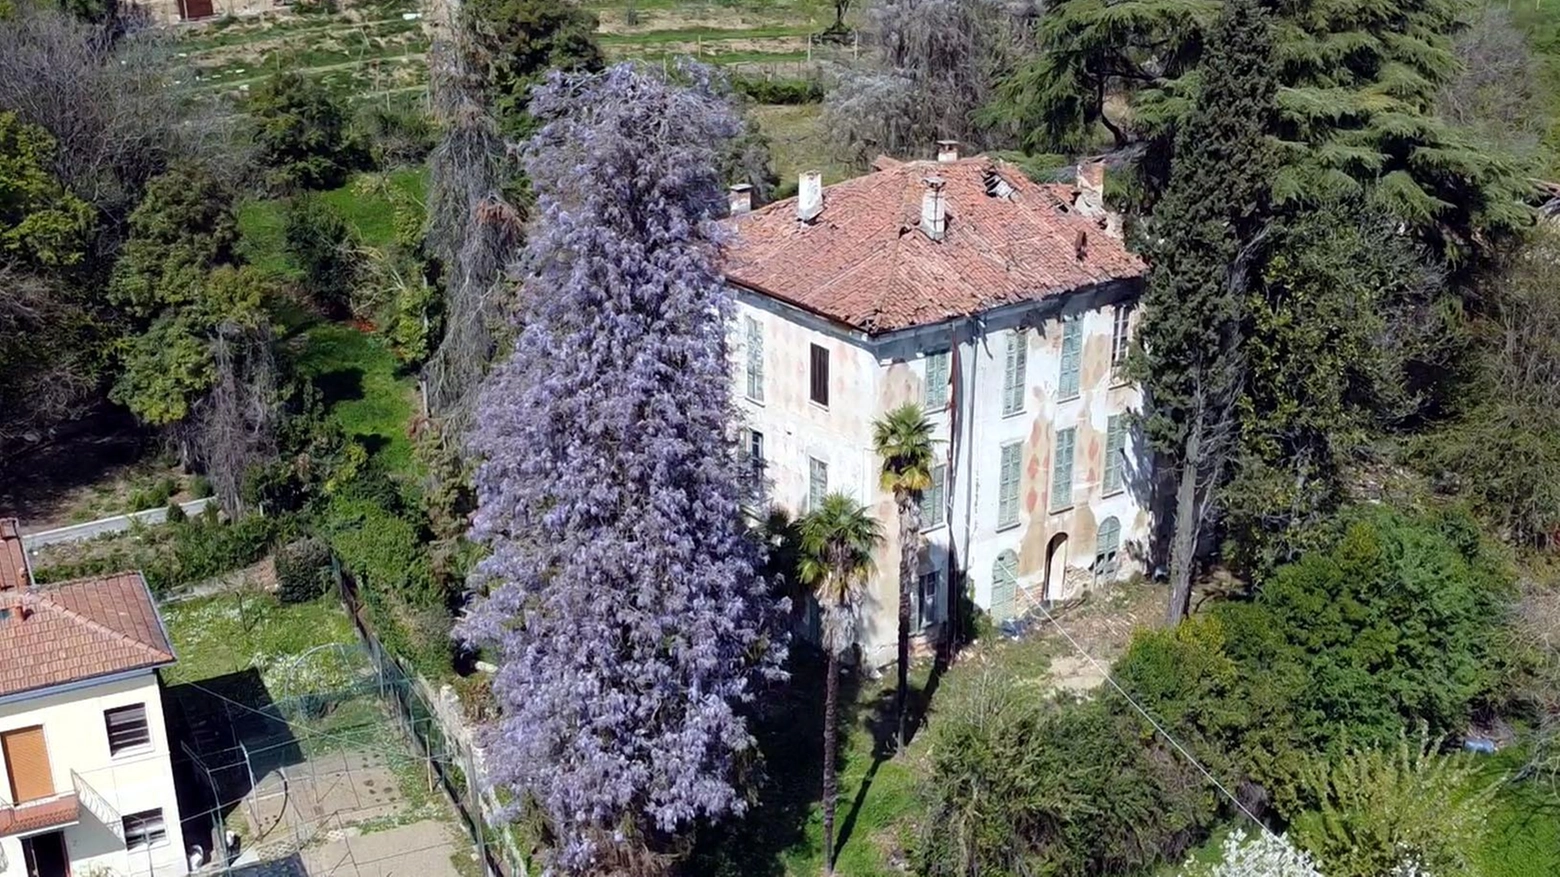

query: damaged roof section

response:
[721,153,1146,334]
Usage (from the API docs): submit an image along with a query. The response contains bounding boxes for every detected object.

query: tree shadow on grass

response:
[313,367,365,405]
[689,645,859,877]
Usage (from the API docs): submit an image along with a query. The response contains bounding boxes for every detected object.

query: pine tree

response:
[457,63,787,875]
[994,0,1528,256]
[1133,0,1277,624]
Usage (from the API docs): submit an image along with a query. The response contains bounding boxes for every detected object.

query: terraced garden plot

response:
[176,0,429,100]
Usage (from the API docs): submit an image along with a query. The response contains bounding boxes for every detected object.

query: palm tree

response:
[799,492,883,877]
[872,402,935,752]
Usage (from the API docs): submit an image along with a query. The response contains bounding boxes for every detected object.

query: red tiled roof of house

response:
[722,156,1146,334]
[0,572,175,699]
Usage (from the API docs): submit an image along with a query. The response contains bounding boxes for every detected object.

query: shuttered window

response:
[123,808,167,851]
[1103,415,1126,495]
[809,457,828,511]
[105,704,151,756]
[997,443,1021,529]
[1002,331,1027,415]
[744,317,765,402]
[1058,317,1082,399]
[916,570,940,629]
[990,551,1018,622]
[924,350,950,408]
[1051,427,1076,511]
[2,726,53,803]
[809,344,829,406]
[920,465,946,528]
[1095,517,1122,582]
[1110,305,1132,373]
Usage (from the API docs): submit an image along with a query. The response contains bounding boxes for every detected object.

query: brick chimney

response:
[936,140,961,163]
[797,170,823,222]
[728,183,753,216]
[920,176,948,241]
[1073,159,1123,238]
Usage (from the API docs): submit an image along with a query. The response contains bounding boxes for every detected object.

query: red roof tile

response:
[0,573,175,699]
[722,156,1146,334]
[0,794,79,836]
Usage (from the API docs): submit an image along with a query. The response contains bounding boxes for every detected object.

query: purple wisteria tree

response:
[457,62,789,876]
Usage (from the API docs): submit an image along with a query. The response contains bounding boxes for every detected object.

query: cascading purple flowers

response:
[457,62,788,875]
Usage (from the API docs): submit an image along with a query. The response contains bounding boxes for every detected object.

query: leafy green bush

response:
[284,195,358,317]
[1288,735,1498,877]
[274,536,334,603]
[189,474,214,499]
[353,101,437,168]
[915,669,1220,876]
[730,74,825,105]
[164,499,187,523]
[129,476,178,511]
[247,71,362,191]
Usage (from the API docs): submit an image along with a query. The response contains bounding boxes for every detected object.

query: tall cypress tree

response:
[994,0,1528,257]
[1134,0,1277,624]
[458,64,788,874]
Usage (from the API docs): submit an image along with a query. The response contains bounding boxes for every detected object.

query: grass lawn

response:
[237,166,430,280]
[1477,751,1560,877]
[752,103,856,186]
[161,592,359,688]
[294,322,420,476]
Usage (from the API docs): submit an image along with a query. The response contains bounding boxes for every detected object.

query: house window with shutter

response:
[809,344,830,407]
[990,551,1019,622]
[1095,517,1122,582]
[123,809,167,851]
[1002,331,1027,415]
[916,570,941,629]
[1051,427,1076,512]
[1103,415,1126,496]
[920,465,946,528]
[1110,305,1132,377]
[738,429,766,505]
[997,443,1021,529]
[809,457,828,510]
[745,317,765,402]
[105,704,151,756]
[2,726,53,803]
[1058,317,1082,399]
[924,350,950,408]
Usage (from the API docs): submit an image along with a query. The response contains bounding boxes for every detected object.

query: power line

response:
[1027,597,1276,839]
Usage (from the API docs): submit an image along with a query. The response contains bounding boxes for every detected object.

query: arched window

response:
[990,550,1019,622]
[1095,517,1121,583]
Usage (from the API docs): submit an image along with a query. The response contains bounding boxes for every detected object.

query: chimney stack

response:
[797,170,823,222]
[728,183,753,216]
[921,176,948,241]
[1075,160,1107,218]
[936,140,961,163]
[1,518,28,622]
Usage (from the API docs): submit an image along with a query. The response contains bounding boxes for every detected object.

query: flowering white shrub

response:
[1181,828,1323,877]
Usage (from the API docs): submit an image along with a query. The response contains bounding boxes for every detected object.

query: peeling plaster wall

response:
[729,278,1150,665]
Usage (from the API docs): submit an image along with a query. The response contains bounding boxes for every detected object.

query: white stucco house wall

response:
[721,149,1151,665]
[0,520,187,877]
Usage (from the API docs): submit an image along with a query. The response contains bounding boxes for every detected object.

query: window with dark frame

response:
[809,344,830,406]
[122,808,166,851]
[105,704,150,756]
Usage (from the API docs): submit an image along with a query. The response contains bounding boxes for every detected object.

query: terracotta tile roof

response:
[0,794,79,835]
[0,573,175,699]
[722,156,1146,334]
[0,519,27,593]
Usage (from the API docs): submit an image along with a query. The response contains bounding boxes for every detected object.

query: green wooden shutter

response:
[1095,517,1121,582]
[1003,332,1026,415]
[925,350,950,408]
[920,464,946,527]
[990,551,1019,622]
[1104,415,1125,494]
[998,444,1021,527]
[1050,428,1075,511]
[1058,318,1082,398]
[745,317,764,401]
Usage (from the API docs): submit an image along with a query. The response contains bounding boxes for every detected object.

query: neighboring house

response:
[722,146,1150,664]
[0,519,187,877]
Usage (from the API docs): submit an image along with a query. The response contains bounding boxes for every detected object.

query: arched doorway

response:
[990,550,1018,622]
[1044,533,1069,600]
[1094,517,1121,585]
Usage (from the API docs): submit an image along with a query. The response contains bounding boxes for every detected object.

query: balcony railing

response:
[0,770,121,839]
[72,769,123,842]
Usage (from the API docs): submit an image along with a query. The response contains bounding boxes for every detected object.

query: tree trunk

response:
[895,492,917,752]
[1166,422,1202,626]
[823,651,840,876]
